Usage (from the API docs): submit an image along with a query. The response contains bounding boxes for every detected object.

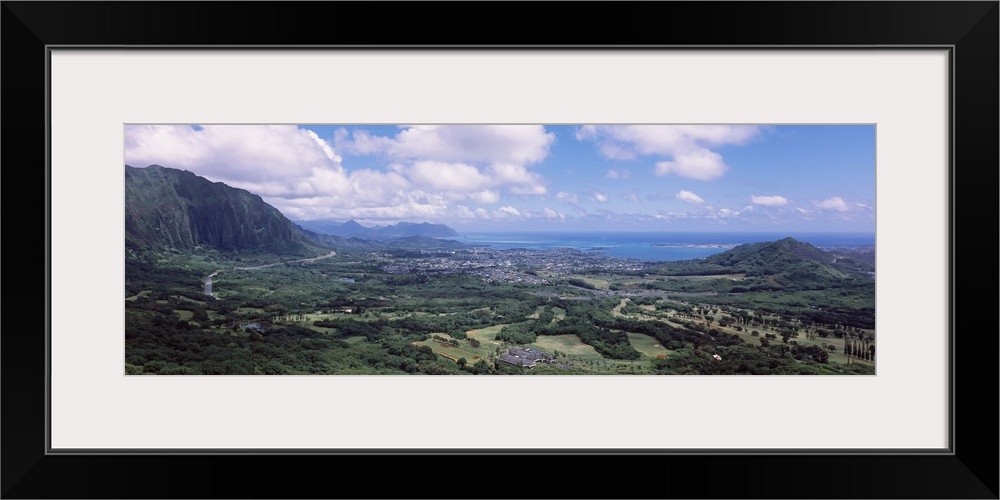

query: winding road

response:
[203,250,336,298]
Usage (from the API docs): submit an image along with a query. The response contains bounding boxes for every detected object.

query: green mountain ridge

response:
[125,164,326,256]
[125,165,470,257]
[658,237,875,290]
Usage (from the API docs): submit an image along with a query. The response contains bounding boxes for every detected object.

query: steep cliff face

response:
[125,165,324,255]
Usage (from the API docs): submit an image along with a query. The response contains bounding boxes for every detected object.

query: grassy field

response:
[552,307,566,321]
[305,325,338,335]
[466,324,507,344]
[415,325,513,365]
[415,323,658,373]
[568,275,610,290]
[173,309,195,321]
[626,332,671,359]
[527,334,653,374]
[526,306,546,319]
[126,290,151,301]
[414,333,493,363]
[669,273,746,280]
[170,295,207,305]
[528,334,601,358]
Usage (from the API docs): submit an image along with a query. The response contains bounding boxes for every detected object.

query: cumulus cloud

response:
[126,125,372,217]
[751,195,789,207]
[337,125,555,165]
[454,206,477,219]
[675,190,705,205]
[125,125,344,184]
[125,125,556,223]
[490,163,547,194]
[578,125,760,180]
[653,151,728,180]
[815,196,850,211]
[468,190,501,204]
[592,192,609,203]
[606,169,630,179]
[498,206,521,216]
[335,125,552,196]
[396,161,491,191]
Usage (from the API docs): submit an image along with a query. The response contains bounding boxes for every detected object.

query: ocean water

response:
[445,232,875,262]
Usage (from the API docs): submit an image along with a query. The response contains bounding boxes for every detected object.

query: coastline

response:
[442,231,875,262]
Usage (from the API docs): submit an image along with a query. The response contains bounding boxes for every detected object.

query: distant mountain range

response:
[125,165,465,256]
[294,219,459,240]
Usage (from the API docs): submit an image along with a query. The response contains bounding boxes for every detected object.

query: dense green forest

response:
[125,242,875,375]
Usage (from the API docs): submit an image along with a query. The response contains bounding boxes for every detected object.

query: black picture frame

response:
[3,2,997,498]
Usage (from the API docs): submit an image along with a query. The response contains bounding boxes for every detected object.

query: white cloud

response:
[454,206,477,219]
[336,125,555,165]
[125,125,345,184]
[709,205,754,219]
[606,169,630,179]
[653,150,728,180]
[336,125,551,197]
[467,190,501,204]
[284,199,462,223]
[390,161,546,197]
[125,125,554,223]
[751,195,789,207]
[490,163,547,194]
[815,196,850,211]
[592,192,608,203]
[676,190,705,205]
[400,161,491,191]
[556,191,579,204]
[579,125,760,180]
[498,206,521,216]
[578,125,760,155]
[623,193,640,202]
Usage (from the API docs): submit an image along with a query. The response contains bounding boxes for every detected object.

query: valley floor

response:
[125,245,875,376]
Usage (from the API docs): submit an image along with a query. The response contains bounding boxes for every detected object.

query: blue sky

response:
[125,124,874,232]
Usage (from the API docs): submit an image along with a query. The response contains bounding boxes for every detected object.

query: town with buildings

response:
[375,246,655,284]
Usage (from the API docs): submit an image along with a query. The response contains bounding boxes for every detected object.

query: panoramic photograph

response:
[124,124,875,375]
